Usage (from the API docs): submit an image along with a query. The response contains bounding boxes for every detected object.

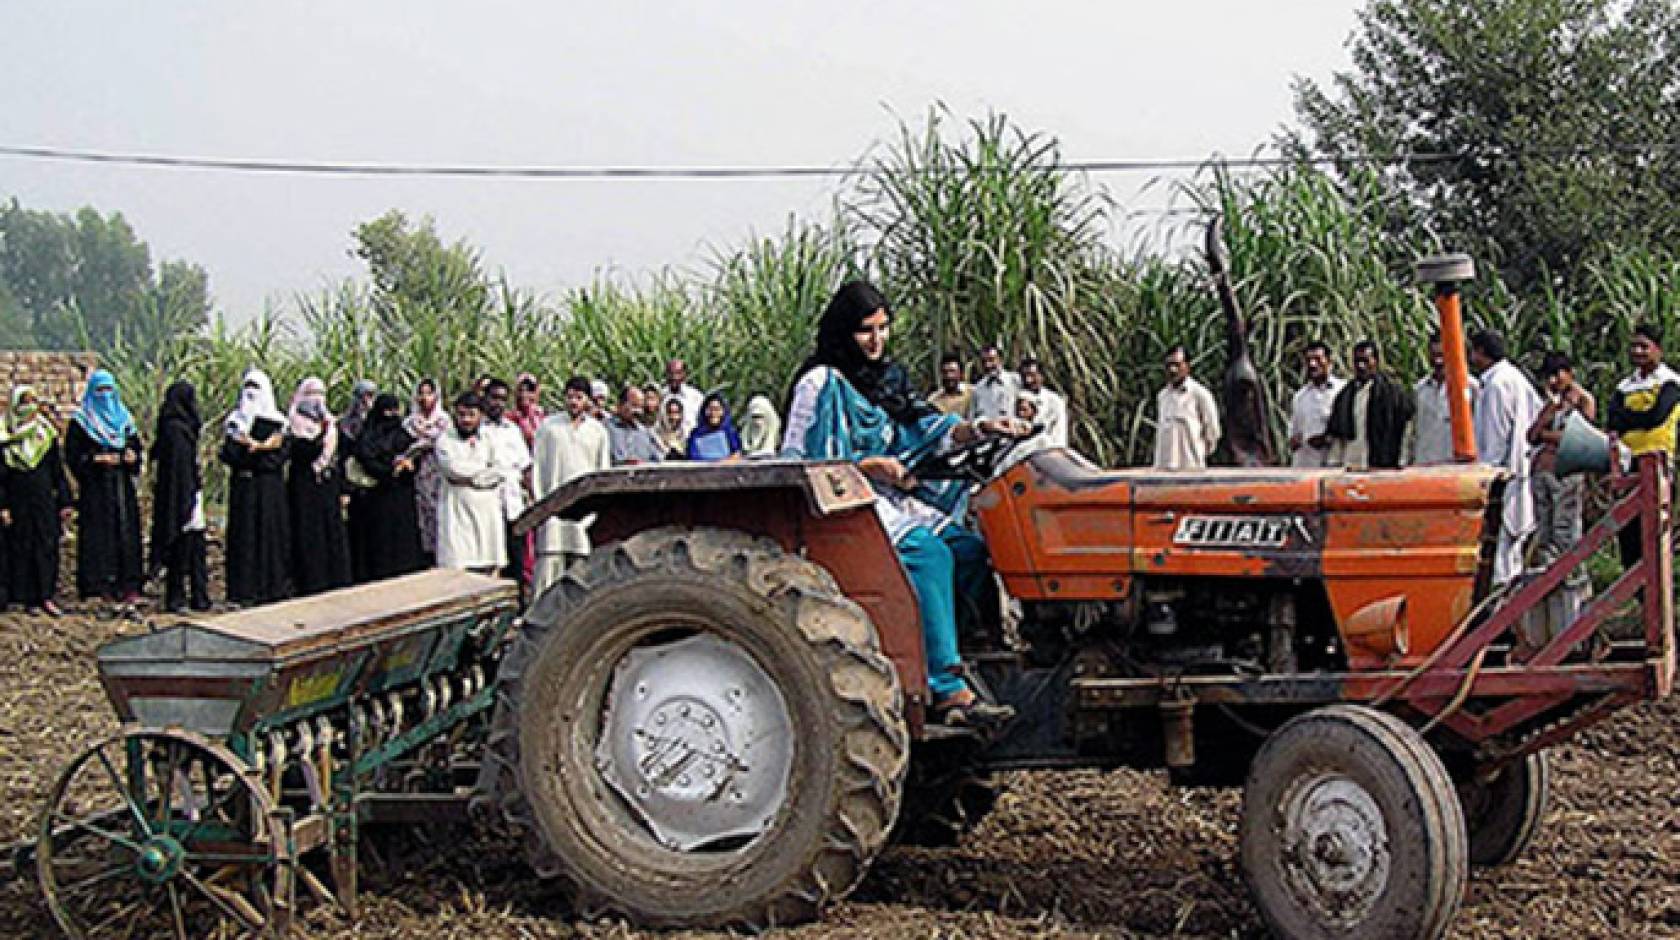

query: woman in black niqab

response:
[150,380,209,611]
[353,393,427,580]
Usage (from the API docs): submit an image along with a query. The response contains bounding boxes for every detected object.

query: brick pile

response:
[0,350,99,427]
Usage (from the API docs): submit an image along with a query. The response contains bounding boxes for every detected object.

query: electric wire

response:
[0,142,1672,181]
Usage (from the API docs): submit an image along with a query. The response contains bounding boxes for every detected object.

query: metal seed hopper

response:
[28,569,518,939]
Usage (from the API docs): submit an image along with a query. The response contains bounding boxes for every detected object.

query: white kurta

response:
[662,383,706,436]
[1033,387,1070,447]
[482,418,532,522]
[1154,378,1221,470]
[1475,359,1544,585]
[1411,374,1480,465]
[530,413,612,595]
[434,428,506,569]
[971,371,1022,421]
[1289,378,1345,468]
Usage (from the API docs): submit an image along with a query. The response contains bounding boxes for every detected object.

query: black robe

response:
[149,387,202,572]
[353,415,427,580]
[1326,373,1415,469]
[286,435,352,596]
[1,441,72,607]
[221,435,292,605]
[63,421,145,599]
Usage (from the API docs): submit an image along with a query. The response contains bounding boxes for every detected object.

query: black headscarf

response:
[793,280,934,424]
[354,393,415,472]
[149,381,202,568]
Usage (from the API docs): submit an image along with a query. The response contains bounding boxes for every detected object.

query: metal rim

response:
[1275,769,1392,927]
[36,729,288,940]
[591,630,796,853]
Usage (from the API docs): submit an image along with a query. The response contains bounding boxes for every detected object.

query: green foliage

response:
[0,197,211,352]
[847,108,1125,461]
[1290,0,1680,290]
[86,106,1680,499]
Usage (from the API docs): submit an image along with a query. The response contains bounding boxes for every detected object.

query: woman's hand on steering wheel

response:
[860,455,917,490]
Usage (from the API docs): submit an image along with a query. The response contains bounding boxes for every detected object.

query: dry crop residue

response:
[1,603,1677,939]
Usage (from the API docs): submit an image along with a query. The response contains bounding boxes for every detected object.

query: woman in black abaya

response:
[63,369,145,602]
[150,380,210,612]
[354,394,427,579]
[284,377,352,596]
[220,369,291,605]
[1,385,73,614]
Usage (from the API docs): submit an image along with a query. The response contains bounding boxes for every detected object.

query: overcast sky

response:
[0,1,1361,321]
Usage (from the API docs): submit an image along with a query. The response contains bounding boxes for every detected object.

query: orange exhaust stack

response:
[1417,254,1478,463]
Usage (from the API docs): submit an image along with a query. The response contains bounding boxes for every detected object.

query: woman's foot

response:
[933,687,1014,729]
[41,600,62,617]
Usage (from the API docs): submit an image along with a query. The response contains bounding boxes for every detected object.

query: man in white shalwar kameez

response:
[434,393,507,571]
[1289,341,1345,468]
[480,378,534,586]
[530,377,612,596]
[1154,346,1221,470]
[1470,330,1544,586]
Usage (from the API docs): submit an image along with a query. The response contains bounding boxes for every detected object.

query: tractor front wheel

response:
[481,527,908,930]
[1239,704,1467,940]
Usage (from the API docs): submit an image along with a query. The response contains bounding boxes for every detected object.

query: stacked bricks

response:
[0,350,99,429]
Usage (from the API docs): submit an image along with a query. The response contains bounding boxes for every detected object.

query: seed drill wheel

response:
[486,527,909,929]
[37,729,294,939]
[1239,705,1468,940]
[1457,751,1550,868]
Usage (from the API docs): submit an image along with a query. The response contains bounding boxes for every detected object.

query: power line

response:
[0,142,1670,180]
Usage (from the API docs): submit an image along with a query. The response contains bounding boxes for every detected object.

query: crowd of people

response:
[1,284,1675,717]
[0,356,787,616]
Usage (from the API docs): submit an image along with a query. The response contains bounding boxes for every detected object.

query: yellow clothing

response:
[1609,365,1680,456]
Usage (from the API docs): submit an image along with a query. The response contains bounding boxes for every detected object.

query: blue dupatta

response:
[802,369,966,518]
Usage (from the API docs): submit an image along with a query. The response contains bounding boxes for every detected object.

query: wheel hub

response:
[1279,772,1390,925]
[135,834,186,885]
[596,633,794,852]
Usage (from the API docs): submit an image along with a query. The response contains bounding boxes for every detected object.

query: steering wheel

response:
[907,427,1036,484]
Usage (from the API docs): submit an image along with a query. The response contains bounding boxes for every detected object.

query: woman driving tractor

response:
[781,280,1026,727]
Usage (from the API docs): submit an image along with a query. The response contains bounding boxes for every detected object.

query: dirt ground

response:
[1,598,1677,939]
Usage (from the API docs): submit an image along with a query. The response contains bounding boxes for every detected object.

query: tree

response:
[1290,0,1680,289]
[347,211,492,393]
[0,277,34,349]
[0,198,213,352]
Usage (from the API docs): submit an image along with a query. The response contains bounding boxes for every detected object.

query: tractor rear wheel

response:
[1457,752,1549,868]
[482,527,908,929]
[1239,704,1468,940]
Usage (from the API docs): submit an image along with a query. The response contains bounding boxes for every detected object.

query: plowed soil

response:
[1,595,1677,938]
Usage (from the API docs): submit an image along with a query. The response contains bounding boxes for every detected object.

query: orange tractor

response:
[484,255,1673,939]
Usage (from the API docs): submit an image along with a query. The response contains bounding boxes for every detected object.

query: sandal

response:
[933,688,1015,729]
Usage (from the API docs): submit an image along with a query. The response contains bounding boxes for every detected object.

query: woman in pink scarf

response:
[285,376,351,594]
[404,378,452,563]
[512,373,546,446]
[510,373,546,584]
